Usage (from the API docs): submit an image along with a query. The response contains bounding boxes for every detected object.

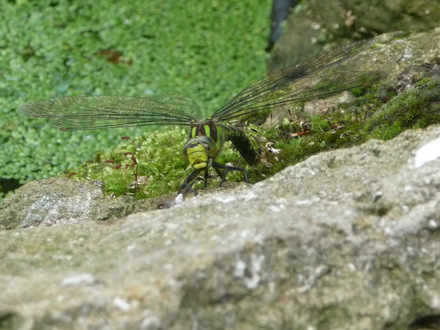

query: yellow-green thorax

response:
[182,119,225,169]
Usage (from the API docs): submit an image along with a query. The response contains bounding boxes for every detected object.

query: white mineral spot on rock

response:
[414,136,440,167]
[268,198,286,212]
[296,199,314,206]
[126,244,136,252]
[213,195,237,203]
[403,46,413,60]
[245,254,265,290]
[428,219,438,229]
[239,229,251,238]
[241,190,258,201]
[233,260,246,277]
[245,273,261,290]
[60,273,95,286]
[348,263,356,271]
[141,309,160,330]
[268,204,285,212]
[428,292,440,309]
[174,193,184,205]
[233,253,265,290]
[114,296,131,312]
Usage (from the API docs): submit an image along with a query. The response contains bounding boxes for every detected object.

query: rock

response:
[1,122,440,329]
[0,178,137,230]
[303,90,357,116]
[269,28,440,125]
[268,0,440,71]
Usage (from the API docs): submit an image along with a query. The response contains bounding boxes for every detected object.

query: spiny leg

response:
[213,165,226,184]
[178,169,202,195]
[203,167,210,188]
[212,160,249,186]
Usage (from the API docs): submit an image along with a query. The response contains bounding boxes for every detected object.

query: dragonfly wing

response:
[214,70,387,120]
[212,39,383,121]
[19,94,202,130]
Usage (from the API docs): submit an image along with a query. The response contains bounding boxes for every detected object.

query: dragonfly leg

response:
[213,166,225,184]
[212,161,249,186]
[203,167,210,188]
[178,169,202,195]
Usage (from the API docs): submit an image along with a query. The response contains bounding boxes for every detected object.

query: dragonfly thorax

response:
[189,118,218,142]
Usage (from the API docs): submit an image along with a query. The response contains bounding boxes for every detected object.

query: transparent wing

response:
[19,94,202,130]
[212,39,385,121]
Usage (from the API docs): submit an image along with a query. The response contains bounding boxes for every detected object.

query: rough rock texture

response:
[268,0,440,71]
[269,28,440,124]
[2,123,440,329]
[0,178,136,230]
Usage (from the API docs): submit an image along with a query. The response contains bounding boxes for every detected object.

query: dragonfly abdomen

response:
[224,126,259,166]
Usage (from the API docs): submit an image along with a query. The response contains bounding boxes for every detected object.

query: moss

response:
[67,128,187,198]
[365,79,440,140]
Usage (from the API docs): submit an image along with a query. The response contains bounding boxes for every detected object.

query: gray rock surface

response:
[269,28,440,124]
[268,0,440,71]
[2,123,440,329]
[0,178,136,230]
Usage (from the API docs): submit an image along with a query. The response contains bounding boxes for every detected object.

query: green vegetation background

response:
[0,0,271,196]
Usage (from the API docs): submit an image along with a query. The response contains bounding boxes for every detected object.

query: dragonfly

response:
[20,39,385,194]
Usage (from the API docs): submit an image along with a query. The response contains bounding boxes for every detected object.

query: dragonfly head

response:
[183,136,219,170]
